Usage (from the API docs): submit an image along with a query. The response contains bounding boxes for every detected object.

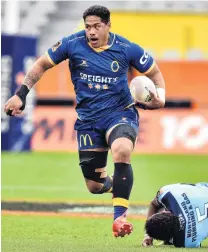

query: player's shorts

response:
[75,106,139,150]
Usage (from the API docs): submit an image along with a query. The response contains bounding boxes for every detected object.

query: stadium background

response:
[1,1,208,252]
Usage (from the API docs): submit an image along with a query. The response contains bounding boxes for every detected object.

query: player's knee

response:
[89,187,102,194]
[86,180,103,194]
[108,124,137,152]
[108,124,136,162]
[111,139,132,159]
[79,151,108,188]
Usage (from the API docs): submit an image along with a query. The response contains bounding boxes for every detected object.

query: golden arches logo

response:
[79,134,93,147]
[111,61,119,72]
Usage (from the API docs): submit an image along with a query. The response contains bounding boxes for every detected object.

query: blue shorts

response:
[75,106,139,150]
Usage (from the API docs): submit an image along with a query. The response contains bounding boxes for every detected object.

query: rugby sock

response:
[114,206,127,220]
[113,163,133,220]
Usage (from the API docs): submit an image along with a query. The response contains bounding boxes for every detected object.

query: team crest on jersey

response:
[111,61,119,72]
[52,40,62,52]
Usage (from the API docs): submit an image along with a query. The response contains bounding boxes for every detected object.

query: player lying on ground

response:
[4,5,165,237]
[142,182,208,247]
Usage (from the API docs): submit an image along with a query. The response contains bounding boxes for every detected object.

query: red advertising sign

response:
[32,107,208,154]
[36,61,208,108]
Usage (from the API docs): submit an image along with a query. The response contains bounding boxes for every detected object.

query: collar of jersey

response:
[87,32,115,52]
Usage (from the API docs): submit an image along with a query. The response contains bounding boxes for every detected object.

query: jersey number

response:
[196,202,208,222]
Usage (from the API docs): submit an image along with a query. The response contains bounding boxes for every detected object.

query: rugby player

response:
[142,183,208,247]
[4,5,166,237]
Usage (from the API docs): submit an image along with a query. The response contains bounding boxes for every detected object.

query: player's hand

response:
[4,95,23,116]
[137,90,165,110]
[142,234,153,247]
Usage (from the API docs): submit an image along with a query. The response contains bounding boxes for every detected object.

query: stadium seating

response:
[1,1,208,58]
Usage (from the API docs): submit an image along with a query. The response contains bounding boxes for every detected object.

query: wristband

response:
[16,85,30,110]
[156,88,165,103]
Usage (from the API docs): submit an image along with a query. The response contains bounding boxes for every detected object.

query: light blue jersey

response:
[157,183,208,248]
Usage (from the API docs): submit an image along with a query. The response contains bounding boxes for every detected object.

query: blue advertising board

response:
[1,35,37,151]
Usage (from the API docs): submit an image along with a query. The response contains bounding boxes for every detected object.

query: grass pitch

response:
[2,152,208,251]
[2,215,208,252]
[2,152,208,202]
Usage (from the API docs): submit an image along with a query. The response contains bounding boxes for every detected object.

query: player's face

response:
[85,16,110,48]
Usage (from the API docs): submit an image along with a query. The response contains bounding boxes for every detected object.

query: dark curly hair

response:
[145,212,180,241]
[83,5,110,24]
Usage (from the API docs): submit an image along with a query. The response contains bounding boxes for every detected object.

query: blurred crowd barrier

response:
[36,60,208,108]
[32,107,208,154]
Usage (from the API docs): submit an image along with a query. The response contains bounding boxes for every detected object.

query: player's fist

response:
[142,234,153,247]
[4,95,23,116]
[138,90,165,110]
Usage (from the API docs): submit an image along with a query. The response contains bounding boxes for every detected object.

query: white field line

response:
[59,206,148,215]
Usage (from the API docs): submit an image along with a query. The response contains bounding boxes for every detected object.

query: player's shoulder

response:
[159,183,180,194]
[156,184,180,204]
[113,33,132,48]
[195,182,208,188]
[114,33,143,49]
[64,30,86,44]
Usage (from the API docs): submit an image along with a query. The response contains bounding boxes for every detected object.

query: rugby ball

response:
[130,76,157,103]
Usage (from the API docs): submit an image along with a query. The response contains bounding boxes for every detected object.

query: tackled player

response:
[142,183,208,247]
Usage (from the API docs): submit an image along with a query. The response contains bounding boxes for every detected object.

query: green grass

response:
[2,152,208,202]
[2,152,208,251]
[2,215,208,252]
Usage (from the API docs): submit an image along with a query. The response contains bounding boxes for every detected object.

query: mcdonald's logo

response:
[79,134,93,147]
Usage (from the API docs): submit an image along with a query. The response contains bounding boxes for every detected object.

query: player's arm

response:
[142,191,164,247]
[4,37,69,116]
[128,43,165,110]
[144,64,166,109]
[147,195,164,218]
[4,55,54,116]
[24,54,54,90]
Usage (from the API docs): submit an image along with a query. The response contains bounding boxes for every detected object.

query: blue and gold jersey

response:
[46,30,155,121]
[157,183,208,248]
